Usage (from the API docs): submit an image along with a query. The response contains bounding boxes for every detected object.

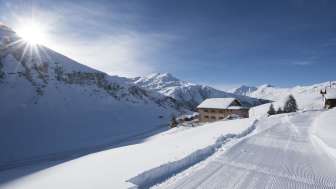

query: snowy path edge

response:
[127,119,258,189]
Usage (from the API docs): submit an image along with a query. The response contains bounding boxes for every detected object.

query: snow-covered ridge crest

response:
[133,73,269,110]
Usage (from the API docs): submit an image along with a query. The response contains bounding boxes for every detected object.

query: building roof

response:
[325,88,336,99]
[197,98,242,109]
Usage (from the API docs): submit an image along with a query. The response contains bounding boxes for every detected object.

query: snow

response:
[197,98,239,109]
[155,111,336,189]
[0,118,256,189]
[227,106,248,110]
[0,25,188,170]
[325,88,336,99]
[239,82,336,110]
[312,108,336,160]
[1,24,336,189]
[229,85,257,96]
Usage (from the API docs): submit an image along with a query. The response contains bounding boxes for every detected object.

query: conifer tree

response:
[267,104,276,116]
[283,95,298,113]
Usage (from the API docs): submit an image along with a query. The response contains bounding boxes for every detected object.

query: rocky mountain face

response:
[133,73,269,110]
[0,24,188,168]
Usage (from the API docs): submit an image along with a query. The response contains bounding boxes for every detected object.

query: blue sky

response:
[0,0,336,89]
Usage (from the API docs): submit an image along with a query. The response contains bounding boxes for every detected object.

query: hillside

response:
[232,82,336,110]
[0,24,188,169]
[133,73,269,110]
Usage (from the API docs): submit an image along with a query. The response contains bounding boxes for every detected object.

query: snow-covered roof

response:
[325,88,336,99]
[197,98,241,109]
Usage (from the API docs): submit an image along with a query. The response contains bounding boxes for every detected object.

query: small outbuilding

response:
[197,98,249,122]
[321,88,336,109]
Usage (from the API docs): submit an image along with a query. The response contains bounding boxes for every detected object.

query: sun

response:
[16,21,48,45]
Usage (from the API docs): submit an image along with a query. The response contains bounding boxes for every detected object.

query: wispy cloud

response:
[292,61,314,66]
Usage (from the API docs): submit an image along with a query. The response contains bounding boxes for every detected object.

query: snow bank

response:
[311,108,336,160]
[128,120,257,188]
[0,118,255,189]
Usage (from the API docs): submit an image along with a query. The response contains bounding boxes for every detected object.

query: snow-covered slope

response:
[0,117,257,189]
[2,109,335,189]
[232,82,336,110]
[228,85,257,96]
[0,24,187,169]
[312,108,336,160]
[133,73,268,110]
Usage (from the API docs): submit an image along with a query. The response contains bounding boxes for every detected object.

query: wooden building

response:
[197,98,249,122]
[321,88,336,109]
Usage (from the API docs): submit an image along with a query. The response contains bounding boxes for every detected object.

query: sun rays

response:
[0,21,53,73]
[15,20,48,45]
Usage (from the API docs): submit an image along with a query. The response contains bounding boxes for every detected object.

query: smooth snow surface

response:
[156,111,336,189]
[0,118,255,189]
[312,108,336,160]
[325,88,336,99]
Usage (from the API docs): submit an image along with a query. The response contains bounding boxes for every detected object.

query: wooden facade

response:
[197,108,249,122]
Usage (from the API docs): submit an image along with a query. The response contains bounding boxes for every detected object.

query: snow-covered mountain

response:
[0,24,188,169]
[133,73,269,110]
[229,85,258,96]
[233,82,336,110]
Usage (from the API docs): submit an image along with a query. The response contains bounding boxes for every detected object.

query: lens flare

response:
[16,21,48,45]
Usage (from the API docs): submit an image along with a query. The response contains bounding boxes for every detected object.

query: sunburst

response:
[15,20,48,45]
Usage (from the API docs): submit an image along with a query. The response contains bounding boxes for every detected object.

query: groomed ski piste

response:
[0,108,336,189]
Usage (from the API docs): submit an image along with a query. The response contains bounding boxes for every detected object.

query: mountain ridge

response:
[133,73,269,110]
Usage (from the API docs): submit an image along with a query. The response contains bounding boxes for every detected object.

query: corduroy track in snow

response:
[158,112,336,189]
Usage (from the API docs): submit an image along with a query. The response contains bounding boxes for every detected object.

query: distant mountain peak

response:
[147,72,179,82]
[230,85,258,96]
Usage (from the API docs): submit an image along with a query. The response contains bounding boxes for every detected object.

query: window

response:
[211,116,216,119]
[211,110,215,113]
[204,115,209,119]
[204,109,209,112]
[219,110,224,113]
[219,117,224,119]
